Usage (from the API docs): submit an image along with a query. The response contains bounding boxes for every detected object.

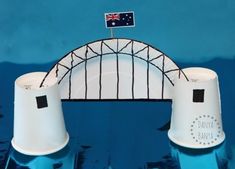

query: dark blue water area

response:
[62,101,172,169]
[0,58,235,168]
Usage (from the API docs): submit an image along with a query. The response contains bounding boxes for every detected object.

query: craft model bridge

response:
[40,38,188,101]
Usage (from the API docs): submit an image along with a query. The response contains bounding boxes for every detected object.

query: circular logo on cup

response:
[190,114,223,146]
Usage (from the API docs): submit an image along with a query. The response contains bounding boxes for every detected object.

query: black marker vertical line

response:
[55,64,59,77]
[68,54,74,99]
[131,41,135,99]
[116,39,119,99]
[147,46,150,99]
[99,41,103,99]
[85,45,88,99]
[178,70,181,79]
[161,55,165,99]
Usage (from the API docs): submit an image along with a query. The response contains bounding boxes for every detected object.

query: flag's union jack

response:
[106,14,120,21]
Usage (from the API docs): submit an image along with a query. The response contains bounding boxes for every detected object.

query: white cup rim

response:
[11,132,69,156]
[168,130,225,149]
[182,67,217,83]
[15,72,56,91]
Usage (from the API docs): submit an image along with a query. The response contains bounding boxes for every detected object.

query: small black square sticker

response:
[193,89,205,103]
[36,95,48,109]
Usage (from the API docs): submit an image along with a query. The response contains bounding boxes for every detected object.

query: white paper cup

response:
[11,72,69,155]
[168,67,225,148]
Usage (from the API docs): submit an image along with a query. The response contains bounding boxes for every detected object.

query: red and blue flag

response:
[105,12,135,28]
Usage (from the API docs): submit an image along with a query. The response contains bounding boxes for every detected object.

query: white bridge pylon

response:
[40,38,188,101]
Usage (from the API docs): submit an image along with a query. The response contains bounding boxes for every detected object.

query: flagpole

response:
[110,28,114,38]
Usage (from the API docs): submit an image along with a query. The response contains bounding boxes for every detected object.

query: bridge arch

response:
[41,38,188,101]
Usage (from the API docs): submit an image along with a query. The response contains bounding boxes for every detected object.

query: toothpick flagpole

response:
[110,28,114,38]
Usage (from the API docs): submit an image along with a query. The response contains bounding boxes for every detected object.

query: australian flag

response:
[105,11,135,28]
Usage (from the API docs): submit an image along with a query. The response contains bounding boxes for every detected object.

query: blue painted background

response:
[0,0,235,168]
[0,0,235,63]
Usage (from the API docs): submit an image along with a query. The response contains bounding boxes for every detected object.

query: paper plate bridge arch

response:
[40,38,188,101]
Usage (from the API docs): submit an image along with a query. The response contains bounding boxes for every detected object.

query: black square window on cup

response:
[36,95,48,109]
[193,89,205,103]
